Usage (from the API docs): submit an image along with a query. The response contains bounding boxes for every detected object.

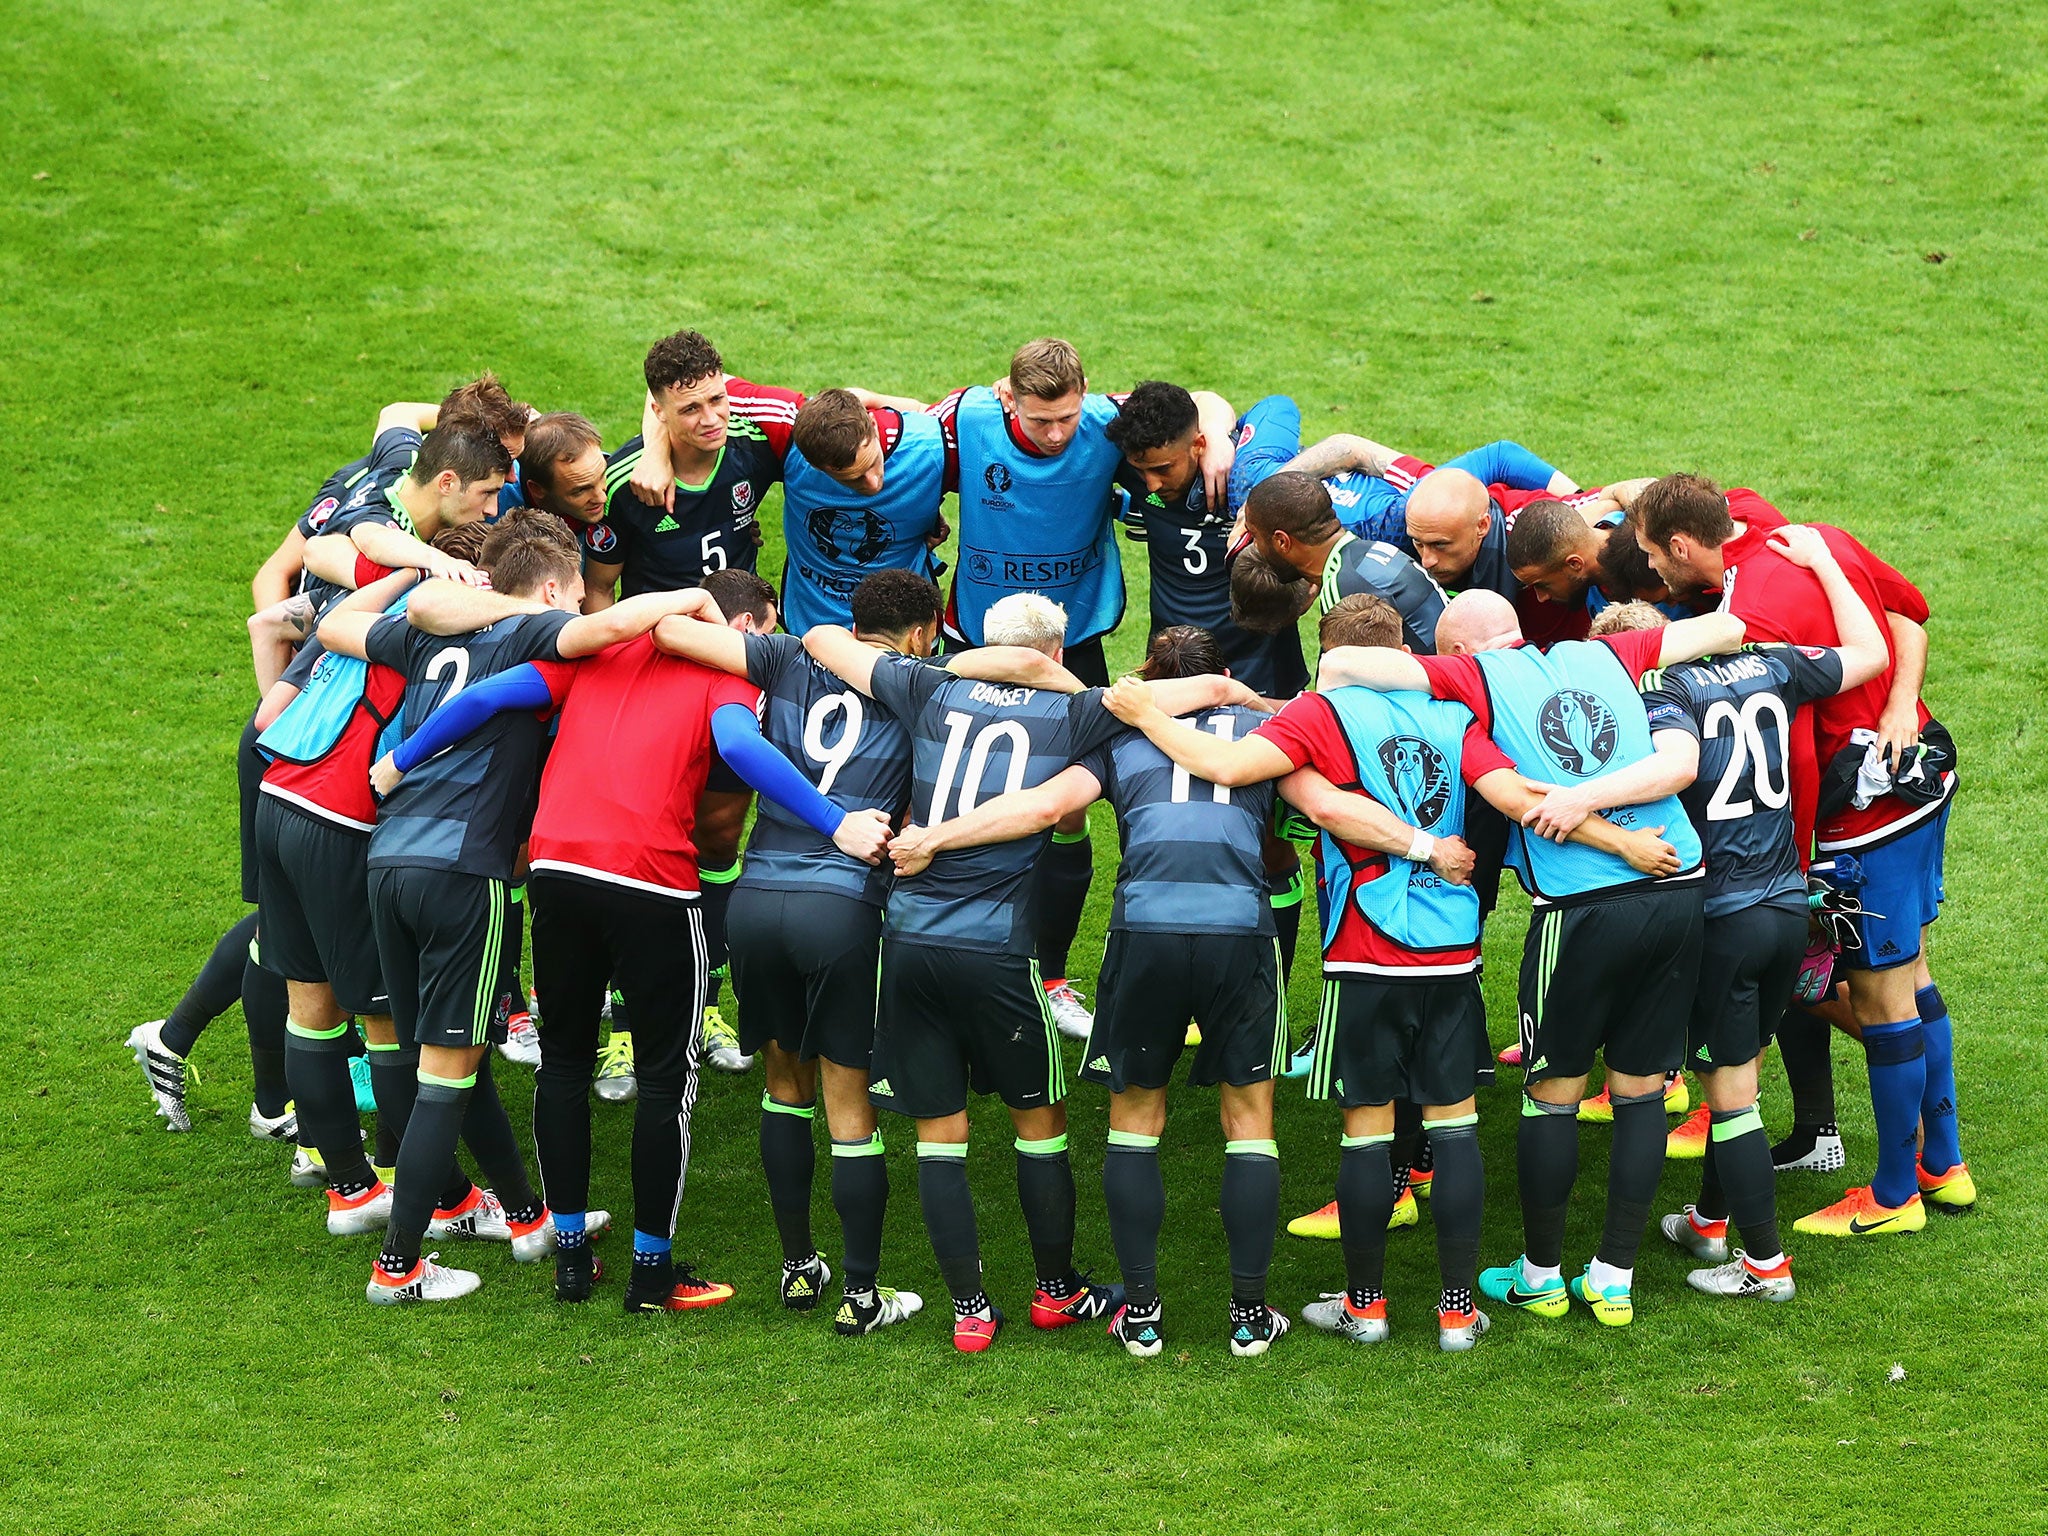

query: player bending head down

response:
[1230,548,1316,636]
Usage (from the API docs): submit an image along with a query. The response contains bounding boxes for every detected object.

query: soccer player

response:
[1320,590,1743,1326]
[1238,472,1447,650]
[512,411,610,528]
[1529,529,1894,1299]
[776,389,949,635]
[889,626,1308,1356]
[1105,382,1308,700]
[587,331,807,1076]
[803,594,1255,1351]
[856,340,1241,1039]
[379,564,895,1310]
[317,514,703,1303]
[1633,476,1968,1233]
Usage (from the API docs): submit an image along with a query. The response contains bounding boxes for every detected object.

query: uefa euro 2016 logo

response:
[1377,735,1452,827]
[807,505,890,564]
[984,463,1013,494]
[1538,689,1618,776]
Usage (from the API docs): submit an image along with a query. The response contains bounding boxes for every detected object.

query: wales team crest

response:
[1537,689,1618,776]
[1376,735,1452,827]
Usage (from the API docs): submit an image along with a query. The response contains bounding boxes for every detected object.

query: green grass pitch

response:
[5,1,2048,1530]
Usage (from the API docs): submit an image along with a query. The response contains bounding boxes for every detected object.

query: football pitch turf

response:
[5,0,2047,1529]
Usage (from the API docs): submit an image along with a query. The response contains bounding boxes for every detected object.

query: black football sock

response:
[1031,830,1092,984]
[1222,1140,1279,1308]
[830,1134,888,1294]
[242,955,290,1119]
[1710,1103,1782,1260]
[699,858,740,980]
[1776,1002,1838,1128]
[761,1095,819,1264]
[1336,1135,1394,1303]
[367,1041,416,1167]
[1517,1097,1581,1271]
[1015,1134,1077,1291]
[162,912,259,1057]
[284,1020,376,1196]
[532,1037,596,1219]
[1390,1098,1423,1197]
[1424,1116,1483,1302]
[1696,1134,1730,1222]
[1598,1090,1668,1271]
[461,1058,540,1221]
[1272,867,1305,981]
[1102,1132,1165,1310]
[384,1075,473,1273]
[498,882,526,1017]
[916,1142,985,1308]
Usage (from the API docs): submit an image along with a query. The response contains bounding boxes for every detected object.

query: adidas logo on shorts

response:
[1877,939,1901,958]
[869,1078,894,1097]
[1087,1057,1110,1073]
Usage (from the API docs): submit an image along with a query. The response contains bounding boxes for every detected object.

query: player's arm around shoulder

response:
[945,647,1085,693]
[1103,677,1292,787]
[801,624,888,697]
[650,592,751,676]
[1317,645,1430,694]
[557,589,709,659]
[316,569,422,660]
[407,578,547,637]
[1656,609,1745,668]
[1765,522,1889,693]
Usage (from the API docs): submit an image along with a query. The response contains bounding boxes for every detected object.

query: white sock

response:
[1744,1250,1787,1272]
[1587,1257,1632,1293]
[1520,1257,1562,1287]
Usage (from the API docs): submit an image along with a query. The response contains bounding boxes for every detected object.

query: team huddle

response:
[130,330,1972,1355]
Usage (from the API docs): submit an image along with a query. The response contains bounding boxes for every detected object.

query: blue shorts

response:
[1227,396,1302,515]
[1831,802,1950,972]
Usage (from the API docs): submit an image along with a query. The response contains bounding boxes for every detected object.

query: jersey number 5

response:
[1702,694,1791,821]
[930,711,1031,823]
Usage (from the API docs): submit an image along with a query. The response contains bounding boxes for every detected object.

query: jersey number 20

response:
[1702,694,1791,821]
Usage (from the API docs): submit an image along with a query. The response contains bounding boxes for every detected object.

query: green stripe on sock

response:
[1711,1105,1765,1142]
[1340,1132,1394,1148]
[1225,1139,1279,1158]
[1423,1113,1480,1131]
[418,1069,477,1090]
[830,1133,885,1158]
[915,1140,968,1159]
[1015,1133,1069,1155]
[285,1017,352,1040]
[1106,1129,1160,1149]
[762,1094,816,1118]
[365,1041,403,1053]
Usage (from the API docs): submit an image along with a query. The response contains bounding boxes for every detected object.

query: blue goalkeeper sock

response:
[1915,985,1962,1176]
[1862,1018,1926,1208]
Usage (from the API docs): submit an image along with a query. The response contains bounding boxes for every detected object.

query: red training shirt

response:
[526,633,760,900]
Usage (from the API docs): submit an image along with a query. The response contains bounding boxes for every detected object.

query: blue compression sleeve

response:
[710,703,847,840]
[1440,439,1560,492]
[391,663,552,772]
